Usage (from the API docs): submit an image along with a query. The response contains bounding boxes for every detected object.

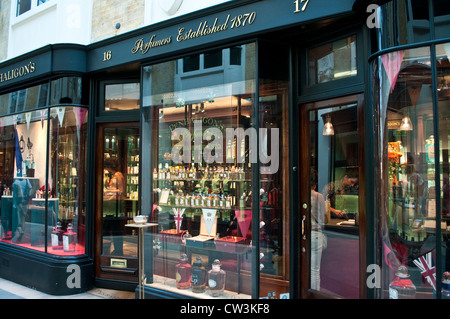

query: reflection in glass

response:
[50,77,83,105]
[433,0,450,39]
[104,83,140,111]
[0,83,50,116]
[142,43,257,298]
[378,0,430,49]
[308,35,357,86]
[437,43,450,298]
[374,46,448,298]
[308,103,360,298]
[257,40,290,298]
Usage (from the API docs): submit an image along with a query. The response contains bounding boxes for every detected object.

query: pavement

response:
[0,277,135,299]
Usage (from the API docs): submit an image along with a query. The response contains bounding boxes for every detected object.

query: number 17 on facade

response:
[294,0,309,13]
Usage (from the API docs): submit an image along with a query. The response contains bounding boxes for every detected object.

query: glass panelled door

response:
[95,123,140,281]
[300,95,363,298]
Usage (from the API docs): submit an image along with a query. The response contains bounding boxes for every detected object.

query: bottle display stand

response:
[125,222,158,299]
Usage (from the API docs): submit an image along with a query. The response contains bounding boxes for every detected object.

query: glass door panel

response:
[96,123,140,279]
[301,97,361,298]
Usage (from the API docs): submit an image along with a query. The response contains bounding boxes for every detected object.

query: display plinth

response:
[185,215,217,249]
[159,229,186,243]
[215,236,249,253]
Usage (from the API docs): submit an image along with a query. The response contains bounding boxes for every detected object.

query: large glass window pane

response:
[376,47,439,298]
[142,43,256,298]
[308,35,357,86]
[47,106,88,255]
[0,111,48,250]
[436,43,450,298]
[258,43,290,299]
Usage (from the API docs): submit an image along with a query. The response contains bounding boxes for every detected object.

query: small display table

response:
[125,222,158,299]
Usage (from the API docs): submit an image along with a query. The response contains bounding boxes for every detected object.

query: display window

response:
[436,43,450,299]
[141,42,290,298]
[373,44,450,298]
[0,80,88,256]
[47,106,88,255]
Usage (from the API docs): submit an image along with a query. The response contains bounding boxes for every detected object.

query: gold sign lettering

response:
[131,35,172,55]
[177,12,256,42]
[294,0,310,13]
[177,15,230,42]
[0,62,36,83]
[129,11,257,52]
[103,50,112,61]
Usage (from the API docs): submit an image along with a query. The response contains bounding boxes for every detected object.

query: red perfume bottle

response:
[175,253,191,289]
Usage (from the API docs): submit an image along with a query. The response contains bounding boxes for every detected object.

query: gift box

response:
[215,236,249,253]
[159,229,186,243]
[186,214,217,249]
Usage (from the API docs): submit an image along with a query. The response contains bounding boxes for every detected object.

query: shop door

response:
[299,94,365,298]
[95,122,140,282]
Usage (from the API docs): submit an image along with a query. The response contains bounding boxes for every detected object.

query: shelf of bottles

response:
[153,163,253,212]
[55,132,81,226]
[151,154,254,297]
[126,135,140,204]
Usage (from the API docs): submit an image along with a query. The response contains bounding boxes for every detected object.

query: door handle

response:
[301,215,306,236]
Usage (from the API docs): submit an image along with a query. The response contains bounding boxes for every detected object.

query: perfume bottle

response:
[63,223,77,252]
[191,256,207,293]
[208,259,226,297]
[389,266,416,299]
[51,221,63,250]
[240,192,246,209]
[175,253,191,289]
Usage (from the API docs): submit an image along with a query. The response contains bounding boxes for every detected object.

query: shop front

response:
[0,0,369,299]
[84,0,366,299]
[1,0,449,299]
[0,45,93,295]
[371,0,450,299]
